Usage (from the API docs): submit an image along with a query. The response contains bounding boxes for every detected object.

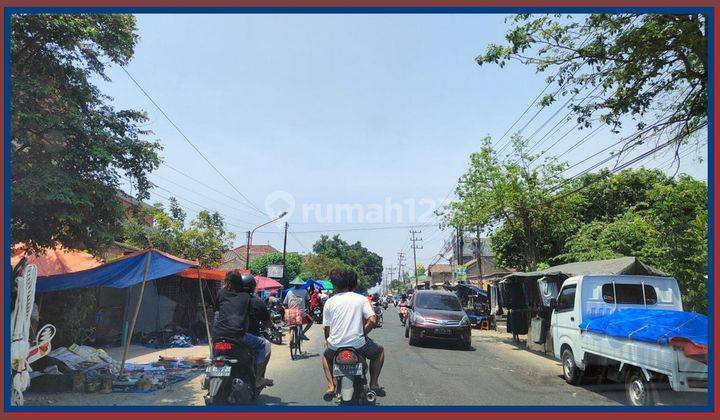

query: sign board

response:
[267,264,284,279]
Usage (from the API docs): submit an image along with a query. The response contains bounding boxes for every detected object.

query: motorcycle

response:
[332,347,375,405]
[373,305,383,328]
[311,306,323,324]
[268,310,284,345]
[399,305,408,326]
[203,338,267,405]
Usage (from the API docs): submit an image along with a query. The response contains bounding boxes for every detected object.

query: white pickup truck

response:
[550,275,708,406]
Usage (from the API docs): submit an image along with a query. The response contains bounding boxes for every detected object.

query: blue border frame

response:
[3,6,715,413]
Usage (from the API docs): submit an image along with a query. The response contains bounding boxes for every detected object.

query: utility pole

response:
[397,252,406,289]
[385,266,396,293]
[456,226,464,266]
[410,229,423,288]
[475,226,483,284]
[245,231,251,270]
[282,222,288,282]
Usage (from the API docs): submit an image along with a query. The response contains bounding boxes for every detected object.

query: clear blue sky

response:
[103,13,708,280]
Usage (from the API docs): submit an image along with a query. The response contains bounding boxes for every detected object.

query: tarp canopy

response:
[256,276,283,291]
[456,283,488,298]
[177,267,227,281]
[303,279,325,290]
[321,280,333,291]
[579,308,708,347]
[36,249,197,292]
[11,244,102,277]
[502,257,668,283]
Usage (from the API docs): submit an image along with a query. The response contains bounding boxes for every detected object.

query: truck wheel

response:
[561,348,581,385]
[625,368,653,406]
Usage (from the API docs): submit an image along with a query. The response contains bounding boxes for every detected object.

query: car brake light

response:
[214,342,232,353]
[335,350,358,364]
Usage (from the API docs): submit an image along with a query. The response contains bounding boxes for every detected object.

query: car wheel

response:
[408,327,419,346]
[561,348,581,385]
[625,368,654,406]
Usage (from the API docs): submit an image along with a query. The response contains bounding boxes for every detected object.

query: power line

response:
[120,66,269,218]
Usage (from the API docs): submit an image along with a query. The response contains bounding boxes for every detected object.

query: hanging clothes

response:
[537,276,559,307]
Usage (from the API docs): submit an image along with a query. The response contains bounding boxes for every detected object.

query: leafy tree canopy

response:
[478,14,708,158]
[301,254,349,280]
[122,198,234,267]
[312,235,383,290]
[249,252,303,287]
[11,14,161,254]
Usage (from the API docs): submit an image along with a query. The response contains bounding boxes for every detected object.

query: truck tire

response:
[561,348,581,385]
[625,368,654,406]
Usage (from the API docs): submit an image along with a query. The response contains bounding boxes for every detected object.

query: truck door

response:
[553,284,579,359]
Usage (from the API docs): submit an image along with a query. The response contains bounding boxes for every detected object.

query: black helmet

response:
[226,270,256,292]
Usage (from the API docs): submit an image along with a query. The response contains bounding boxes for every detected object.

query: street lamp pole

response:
[245,211,288,270]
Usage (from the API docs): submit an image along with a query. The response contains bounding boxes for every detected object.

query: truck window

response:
[601,283,657,305]
[556,285,576,311]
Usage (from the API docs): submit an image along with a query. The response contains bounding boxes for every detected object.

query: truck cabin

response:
[561,275,682,323]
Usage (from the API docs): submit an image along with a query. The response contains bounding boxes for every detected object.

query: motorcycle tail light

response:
[335,350,359,364]
[214,359,225,367]
[214,341,232,353]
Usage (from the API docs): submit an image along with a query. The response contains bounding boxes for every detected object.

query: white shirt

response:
[323,291,375,350]
[284,288,309,311]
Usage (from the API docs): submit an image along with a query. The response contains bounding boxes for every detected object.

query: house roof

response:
[427,264,453,274]
[220,244,279,270]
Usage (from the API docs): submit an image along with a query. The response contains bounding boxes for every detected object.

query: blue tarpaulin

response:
[36,249,196,292]
[303,279,325,290]
[579,308,708,346]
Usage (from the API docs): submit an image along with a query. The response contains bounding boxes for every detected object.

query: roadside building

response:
[219,244,279,271]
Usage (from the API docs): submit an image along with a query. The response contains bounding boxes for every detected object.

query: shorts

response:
[324,337,383,361]
[238,332,271,365]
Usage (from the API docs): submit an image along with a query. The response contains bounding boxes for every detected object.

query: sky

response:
[102,13,708,283]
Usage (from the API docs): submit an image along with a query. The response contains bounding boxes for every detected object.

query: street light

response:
[245,211,288,269]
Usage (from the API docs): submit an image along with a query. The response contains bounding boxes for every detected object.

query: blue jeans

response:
[239,332,271,365]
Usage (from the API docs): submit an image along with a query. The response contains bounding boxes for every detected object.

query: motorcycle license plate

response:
[333,363,362,377]
[206,365,231,377]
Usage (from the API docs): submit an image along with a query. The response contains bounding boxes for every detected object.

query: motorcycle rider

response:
[397,294,409,323]
[212,270,273,388]
[321,268,385,401]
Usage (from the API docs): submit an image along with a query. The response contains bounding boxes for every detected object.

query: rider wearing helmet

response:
[212,270,273,387]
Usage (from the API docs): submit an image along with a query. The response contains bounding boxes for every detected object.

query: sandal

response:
[322,390,335,402]
[370,386,386,397]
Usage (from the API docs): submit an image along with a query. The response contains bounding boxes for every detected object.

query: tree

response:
[122,198,234,267]
[301,254,349,279]
[558,173,707,313]
[312,235,383,290]
[11,14,161,255]
[249,252,303,286]
[446,135,584,270]
[478,14,708,159]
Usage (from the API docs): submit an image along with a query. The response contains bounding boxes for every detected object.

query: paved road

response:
[259,306,627,406]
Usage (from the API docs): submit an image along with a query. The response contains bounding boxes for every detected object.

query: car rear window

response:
[415,293,462,311]
[601,283,657,305]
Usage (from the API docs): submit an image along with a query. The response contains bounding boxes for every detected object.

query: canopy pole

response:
[197,267,213,356]
[118,250,152,378]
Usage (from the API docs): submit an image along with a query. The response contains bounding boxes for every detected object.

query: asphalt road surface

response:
[258,306,633,406]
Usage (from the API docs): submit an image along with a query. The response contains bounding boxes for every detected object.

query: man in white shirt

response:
[321,269,384,401]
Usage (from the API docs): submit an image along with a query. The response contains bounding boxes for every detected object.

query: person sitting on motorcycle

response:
[321,268,385,401]
[212,271,273,388]
[397,294,409,321]
[310,287,322,312]
[284,282,313,340]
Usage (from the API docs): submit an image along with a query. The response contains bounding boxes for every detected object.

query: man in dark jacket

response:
[212,270,272,387]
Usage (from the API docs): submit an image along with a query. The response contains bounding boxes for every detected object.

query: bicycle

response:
[289,322,303,360]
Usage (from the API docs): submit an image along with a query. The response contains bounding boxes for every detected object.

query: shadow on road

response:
[412,341,476,352]
[255,394,296,406]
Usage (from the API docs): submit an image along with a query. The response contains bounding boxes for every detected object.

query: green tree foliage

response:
[312,235,383,290]
[478,14,708,153]
[301,254,349,280]
[11,14,161,254]
[122,198,234,267]
[559,172,707,313]
[446,135,584,270]
[249,252,303,286]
